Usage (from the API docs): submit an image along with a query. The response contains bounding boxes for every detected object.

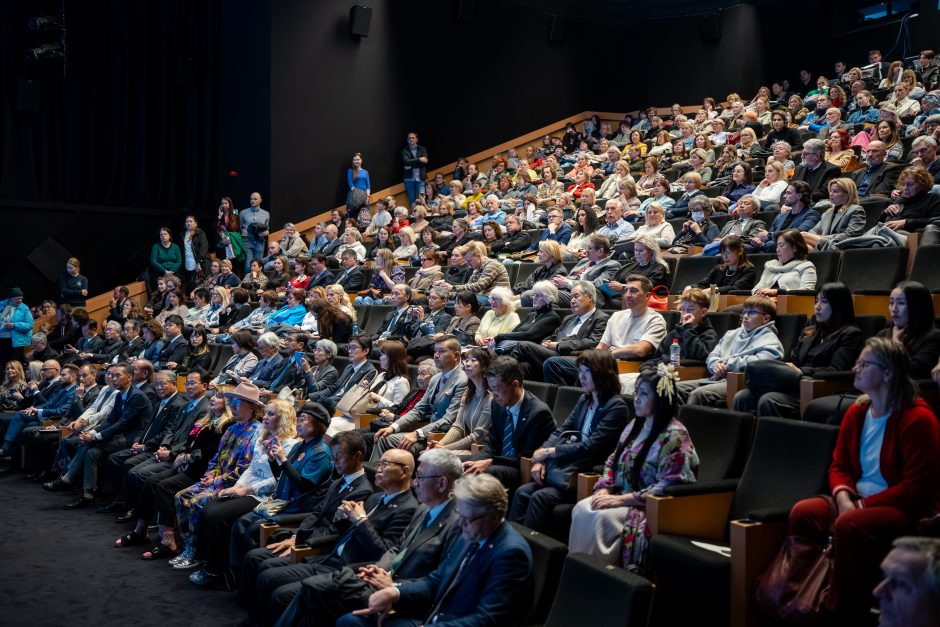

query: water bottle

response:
[669,339,681,366]
[351,320,360,335]
[426,318,435,334]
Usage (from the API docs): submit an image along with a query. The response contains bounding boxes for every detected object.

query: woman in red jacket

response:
[788,336,940,621]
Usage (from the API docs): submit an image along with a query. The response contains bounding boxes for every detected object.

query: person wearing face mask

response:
[665,172,706,219]
[671,196,720,249]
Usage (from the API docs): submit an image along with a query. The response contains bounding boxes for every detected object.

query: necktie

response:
[269,361,291,391]
[425,542,480,624]
[502,409,516,457]
[389,510,433,577]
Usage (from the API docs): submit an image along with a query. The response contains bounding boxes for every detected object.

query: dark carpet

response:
[0,471,245,627]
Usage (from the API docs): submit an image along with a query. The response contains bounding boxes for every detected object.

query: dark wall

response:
[269,0,588,224]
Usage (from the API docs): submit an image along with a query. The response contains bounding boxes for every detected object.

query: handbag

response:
[744,359,802,398]
[754,497,835,623]
[335,376,377,416]
[542,430,584,491]
[647,285,670,311]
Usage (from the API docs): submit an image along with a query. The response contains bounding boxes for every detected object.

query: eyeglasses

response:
[458,510,490,525]
[741,309,766,317]
[414,474,443,482]
[228,398,243,408]
[375,460,409,469]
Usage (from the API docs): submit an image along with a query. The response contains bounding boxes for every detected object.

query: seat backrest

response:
[544,552,654,627]
[838,247,907,293]
[747,253,776,280]
[660,310,679,330]
[552,386,585,425]
[211,344,233,377]
[360,305,396,337]
[515,262,541,287]
[505,263,520,286]
[706,311,741,337]
[860,197,892,230]
[908,245,940,292]
[855,314,888,339]
[807,250,841,286]
[670,255,719,294]
[526,381,557,410]
[332,355,350,375]
[354,304,371,329]
[509,522,568,625]
[675,406,755,484]
[729,417,839,522]
[775,313,807,357]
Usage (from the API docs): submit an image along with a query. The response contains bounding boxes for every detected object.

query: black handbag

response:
[745,359,802,398]
[542,430,584,492]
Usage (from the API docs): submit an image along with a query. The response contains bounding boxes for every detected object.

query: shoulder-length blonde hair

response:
[261,399,298,442]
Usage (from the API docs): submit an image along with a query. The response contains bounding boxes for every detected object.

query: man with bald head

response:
[852,141,901,198]
[245,446,418,626]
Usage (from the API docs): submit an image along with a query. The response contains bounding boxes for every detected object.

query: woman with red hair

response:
[825,129,854,171]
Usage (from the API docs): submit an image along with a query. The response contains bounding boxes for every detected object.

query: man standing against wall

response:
[241,192,270,273]
[402,132,428,205]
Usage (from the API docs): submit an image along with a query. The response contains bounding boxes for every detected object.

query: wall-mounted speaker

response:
[349,5,372,38]
[548,15,565,43]
[699,14,721,43]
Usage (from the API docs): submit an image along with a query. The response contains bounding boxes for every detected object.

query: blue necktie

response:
[502,409,516,457]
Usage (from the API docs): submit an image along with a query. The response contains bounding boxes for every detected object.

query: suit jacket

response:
[95,385,151,442]
[34,383,78,419]
[303,363,339,395]
[394,368,469,434]
[76,334,105,355]
[331,490,419,565]
[320,237,343,258]
[334,267,365,292]
[136,381,159,410]
[65,383,104,421]
[792,161,841,202]
[308,268,336,288]
[543,394,629,470]
[549,310,610,356]
[314,361,377,402]
[268,359,306,393]
[403,309,453,342]
[88,337,126,363]
[248,353,286,389]
[375,307,412,340]
[852,162,901,197]
[296,473,375,545]
[137,392,187,449]
[154,334,188,370]
[377,500,461,580]
[398,520,533,626]
[566,257,622,289]
[476,391,555,466]
[162,394,212,455]
[120,336,147,361]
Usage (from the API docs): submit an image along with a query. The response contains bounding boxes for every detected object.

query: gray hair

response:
[604,198,622,212]
[891,536,940,605]
[688,195,711,212]
[105,320,122,333]
[155,369,177,383]
[802,138,826,155]
[429,286,450,301]
[771,141,792,153]
[531,280,559,305]
[912,135,938,149]
[453,473,508,515]
[925,114,940,126]
[418,448,464,481]
[570,280,597,303]
[418,361,440,377]
[315,339,337,358]
[31,332,48,345]
[257,332,282,351]
[488,286,515,312]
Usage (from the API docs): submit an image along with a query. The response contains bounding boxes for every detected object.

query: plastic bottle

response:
[669,338,681,366]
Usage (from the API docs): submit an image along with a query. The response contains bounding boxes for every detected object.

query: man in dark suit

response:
[153,315,188,371]
[246,332,286,390]
[79,320,126,364]
[370,284,413,345]
[275,448,464,627]
[341,473,533,627]
[264,333,310,395]
[334,249,366,292]
[119,319,147,362]
[106,285,130,324]
[306,254,335,288]
[464,357,556,491]
[132,359,159,409]
[95,368,188,513]
[511,280,609,380]
[319,224,343,259]
[242,445,417,626]
[309,335,377,415]
[60,319,104,365]
[791,138,841,202]
[45,361,152,509]
[853,141,902,199]
[402,287,452,343]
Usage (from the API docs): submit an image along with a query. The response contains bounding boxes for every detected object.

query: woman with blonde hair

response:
[803,178,866,250]
[596,160,633,200]
[392,226,418,261]
[0,361,28,411]
[353,248,404,306]
[324,284,356,320]
[475,287,520,347]
[753,160,789,207]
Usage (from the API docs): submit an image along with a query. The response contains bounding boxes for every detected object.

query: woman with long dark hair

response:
[568,368,699,570]
[180,215,211,291]
[427,347,492,456]
[215,196,242,264]
[509,349,630,533]
[734,282,863,417]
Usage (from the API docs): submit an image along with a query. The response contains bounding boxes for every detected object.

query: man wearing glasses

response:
[676,295,784,407]
[526,208,572,250]
[792,138,841,202]
[550,234,620,307]
[309,335,377,415]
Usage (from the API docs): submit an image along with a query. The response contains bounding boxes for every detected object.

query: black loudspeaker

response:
[28,237,73,283]
[349,5,372,38]
[16,79,41,112]
[547,15,565,43]
[699,14,721,43]
[457,0,475,22]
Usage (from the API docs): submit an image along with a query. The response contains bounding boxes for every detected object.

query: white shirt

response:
[600,308,667,350]
[856,407,890,497]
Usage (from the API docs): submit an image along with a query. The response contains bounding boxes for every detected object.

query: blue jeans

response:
[404,179,423,205]
[543,356,579,386]
[244,238,265,273]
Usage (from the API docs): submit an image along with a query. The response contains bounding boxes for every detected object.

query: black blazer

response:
[543,394,629,470]
[179,228,211,275]
[120,336,147,361]
[374,307,411,340]
[137,393,187,449]
[852,162,901,197]
[303,363,339,395]
[162,395,212,455]
[494,306,560,344]
[313,361,378,402]
[475,391,555,466]
[320,237,343,258]
[135,381,159,412]
[550,310,610,356]
[308,268,336,288]
[792,324,864,378]
[296,474,375,545]
[334,267,365,292]
[792,161,841,202]
[335,490,420,565]
[513,261,566,295]
[65,383,105,421]
[154,335,188,370]
[96,385,152,442]
[376,500,461,581]
[404,309,453,342]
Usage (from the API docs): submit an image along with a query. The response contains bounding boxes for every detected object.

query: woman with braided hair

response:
[568,367,699,571]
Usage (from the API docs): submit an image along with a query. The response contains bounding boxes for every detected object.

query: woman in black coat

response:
[693,235,756,293]
[492,281,562,354]
[512,241,567,297]
[733,282,863,418]
[180,215,212,291]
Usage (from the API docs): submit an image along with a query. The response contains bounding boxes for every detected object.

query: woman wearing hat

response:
[170,381,265,571]
[0,288,32,365]
[190,401,335,586]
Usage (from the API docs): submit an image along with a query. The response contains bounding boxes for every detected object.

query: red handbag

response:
[647,285,670,311]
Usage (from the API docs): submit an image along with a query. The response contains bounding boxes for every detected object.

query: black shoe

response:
[43,478,72,492]
[25,470,44,480]
[96,501,127,514]
[115,510,137,524]
[65,495,94,510]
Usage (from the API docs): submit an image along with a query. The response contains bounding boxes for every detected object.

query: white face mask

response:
[691,212,705,222]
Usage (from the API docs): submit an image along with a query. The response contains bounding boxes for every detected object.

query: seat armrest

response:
[676,365,708,381]
[725,372,745,410]
[800,377,856,417]
[576,473,600,501]
[730,518,789,627]
[520,457,532,481]
[744,507,792,523]
[647,490,735,541]
[259,523,279,546]
[661,478,740,497]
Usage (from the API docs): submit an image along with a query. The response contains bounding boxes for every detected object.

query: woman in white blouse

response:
[392,226,418,262]
[752,161,789,208]
[367,339,411,408]
[627,203,676,249]
[428,347,493,456]
[475,287,520,346]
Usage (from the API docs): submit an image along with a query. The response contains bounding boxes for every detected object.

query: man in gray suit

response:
[273,448,463,627]
[371,336,467,460]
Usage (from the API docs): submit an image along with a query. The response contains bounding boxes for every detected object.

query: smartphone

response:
[293,351,304,364]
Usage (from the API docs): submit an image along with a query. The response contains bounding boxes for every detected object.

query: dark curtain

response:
[0,0,220,210]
